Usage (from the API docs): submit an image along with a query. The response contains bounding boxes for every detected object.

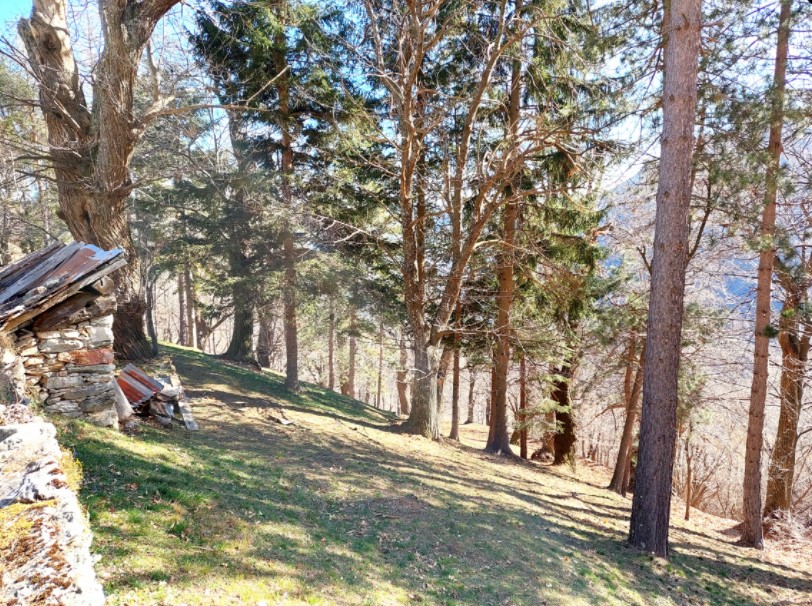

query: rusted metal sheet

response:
[116,365,165,406]
[0,242,126,332]
[117,373,157,406]
[121,364,165,393]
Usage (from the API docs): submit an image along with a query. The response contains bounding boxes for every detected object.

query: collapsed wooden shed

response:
[0,241,126,426]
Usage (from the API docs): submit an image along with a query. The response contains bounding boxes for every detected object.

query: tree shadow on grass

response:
[60,345,812,606]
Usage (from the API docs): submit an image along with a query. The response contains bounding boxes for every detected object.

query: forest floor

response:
[54,344,812,606]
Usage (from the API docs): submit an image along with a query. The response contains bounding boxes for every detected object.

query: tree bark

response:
[399,338,440,438]
[178,271,187,346]
[397,331,410,415]
[224,249,255,361]
[257,305,274,368]
[764,286,809,519]
[184,263,197,349]
[347,306,357,399]
[376,320,384,409]
[552,361,576,465]
[629,0,701,558]
[328,296,336,391]
[19,0,181,360]
[145,273,159,355]
[485,0,522,456]
[741,0,791,549]
[519,354,528,459]
[449,306,461,440]
[436,346,452,414]
[610,340,645,493]
[465,368,477,424]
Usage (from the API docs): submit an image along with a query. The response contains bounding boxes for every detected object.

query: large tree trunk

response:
[629,0,701,558]
[610,340,645,493]
[741,0,791,549]
[397,332,410,415]
[19,0,181,360]
[436,347,452,414]
[400,337,440,438]
[224,249,255,361]
[449,320,461,441]
[552,361,576,465]
[485,0,522,456]
[145,274,159,355]
[764,288,809,519]
[257,305,275,368]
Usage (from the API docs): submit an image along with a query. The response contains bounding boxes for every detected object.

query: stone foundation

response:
[14,315,118,427]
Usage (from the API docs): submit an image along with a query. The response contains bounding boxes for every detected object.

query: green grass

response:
[54,345,812,605]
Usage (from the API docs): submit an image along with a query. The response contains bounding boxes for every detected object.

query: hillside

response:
[56,346,812,606]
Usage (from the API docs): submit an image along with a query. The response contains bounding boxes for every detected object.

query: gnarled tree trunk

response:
[399,337,440,438]
[19,0,181,360]
[436,346,452,414]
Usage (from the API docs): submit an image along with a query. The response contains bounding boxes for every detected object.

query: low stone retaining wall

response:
[0,403,105,605]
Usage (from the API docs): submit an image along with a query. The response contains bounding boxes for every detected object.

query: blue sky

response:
[0,0,31,26]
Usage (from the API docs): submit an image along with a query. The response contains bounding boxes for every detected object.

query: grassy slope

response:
[55,345,812,606]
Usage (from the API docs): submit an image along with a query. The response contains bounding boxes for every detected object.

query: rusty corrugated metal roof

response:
[0,242,126,332]
[116,364,164,406]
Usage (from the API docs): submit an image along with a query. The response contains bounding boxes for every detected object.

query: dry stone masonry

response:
[0,402,105,606]
[16,313,118,426]
[0,242,126,426]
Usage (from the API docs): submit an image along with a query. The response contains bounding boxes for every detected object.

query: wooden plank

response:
[0,241,61,287]
[1,255,127,332]
[177,399,199,431]
[0,242,82,306]
[31,292,96,331]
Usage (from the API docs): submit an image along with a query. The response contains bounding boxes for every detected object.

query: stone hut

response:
[0,241,126,426]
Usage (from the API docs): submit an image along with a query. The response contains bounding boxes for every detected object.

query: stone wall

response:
[13,315,118,427]
[0,403,105,605]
